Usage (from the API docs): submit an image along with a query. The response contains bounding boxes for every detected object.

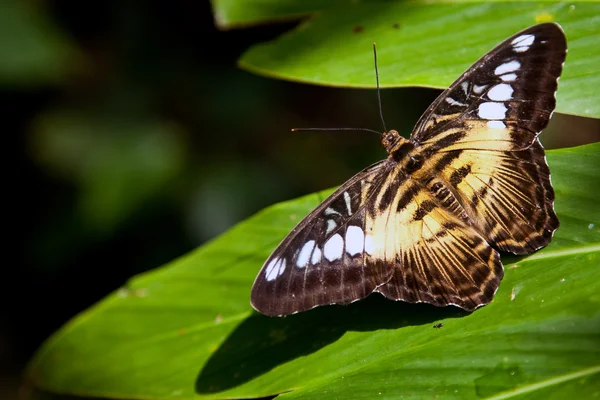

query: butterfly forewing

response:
[412,23,566,152]
[251,23,565,316]
[251,161,395,316]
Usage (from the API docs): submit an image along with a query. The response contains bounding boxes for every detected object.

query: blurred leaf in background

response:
[0,0,77,86]
[3,2,333,399]
[31,112,187,236]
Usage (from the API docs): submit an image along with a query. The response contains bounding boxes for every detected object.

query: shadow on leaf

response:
[195,294,467,394]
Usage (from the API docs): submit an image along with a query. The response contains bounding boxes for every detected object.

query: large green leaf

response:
[217,1,600,119]
[27,142,600,399]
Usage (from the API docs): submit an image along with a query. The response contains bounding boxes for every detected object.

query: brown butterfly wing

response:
[373,174,503,311]
[412,23,567,152]
[251,161,396,316]
[377,23,565,308]
[436,140,558,254]
[411,23,565,254]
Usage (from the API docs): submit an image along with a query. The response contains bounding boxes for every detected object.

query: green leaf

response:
[225,1,600,119]
[0,0,77,86]
[211,0,354,28]
[27,142,600,399]
[30,111,187,235]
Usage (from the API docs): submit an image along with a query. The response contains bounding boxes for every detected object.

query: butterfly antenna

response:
[373,43,388,134]
[291,127,381,135]
[291,44,389,137]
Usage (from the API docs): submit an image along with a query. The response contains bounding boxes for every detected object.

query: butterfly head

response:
[381,129,410,153]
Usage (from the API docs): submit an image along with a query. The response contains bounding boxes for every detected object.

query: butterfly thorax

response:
[382,130,425,175]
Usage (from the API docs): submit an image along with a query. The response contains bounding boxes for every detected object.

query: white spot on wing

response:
[311,246,322,264]
[460,81,469,95]
[472,84,487,94]
[511,34,535,46]
[325,207,341,216]
[324,233,344,261]
[501,73,517,82]
[513,45,529,53]
[478,102,507,120]
[296,240,315,268]
[494,61,520,75]
[512,34,535,52]
[445,97,466,107]
[326,219,337,234]
[345,226,365,256]
[487,120,506,129]
[343,191,352,215]
[265,258,278,281]
[265,258,286,281]
[277,259,286,277]
[488,83,513,101]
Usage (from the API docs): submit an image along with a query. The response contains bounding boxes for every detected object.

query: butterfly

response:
[251,23,566,317]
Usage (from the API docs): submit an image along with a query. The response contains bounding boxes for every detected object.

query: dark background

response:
[3,2,598,399]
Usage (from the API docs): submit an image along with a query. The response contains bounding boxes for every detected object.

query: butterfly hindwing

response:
[369,171,503,311]
[251,161,395,316]
[437,139,558,254]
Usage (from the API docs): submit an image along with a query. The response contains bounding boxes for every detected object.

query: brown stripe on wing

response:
[375,178,503,311]
[440,139,558,254]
